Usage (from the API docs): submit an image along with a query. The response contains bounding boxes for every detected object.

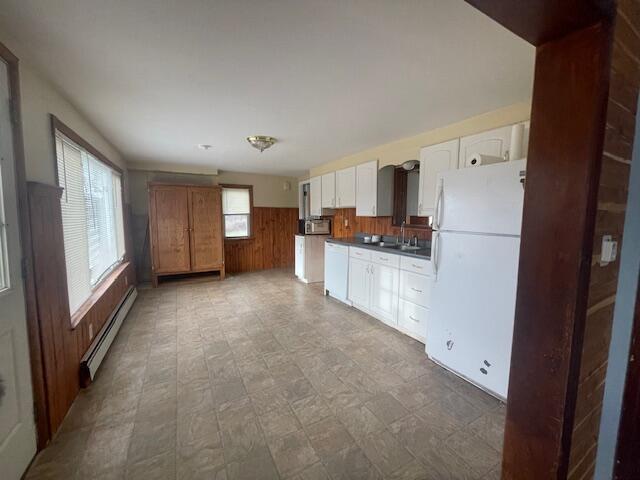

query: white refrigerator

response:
[426,159,526,400]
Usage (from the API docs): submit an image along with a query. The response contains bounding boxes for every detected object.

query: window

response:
[55,128,125,316]
[222,185,252,238]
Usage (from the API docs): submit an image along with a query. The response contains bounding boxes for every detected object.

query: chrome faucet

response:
[400,222,406,246]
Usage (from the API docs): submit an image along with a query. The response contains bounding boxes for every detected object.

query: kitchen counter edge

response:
[325,237,431,260]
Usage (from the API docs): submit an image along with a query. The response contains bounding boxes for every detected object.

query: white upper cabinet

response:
[356,160,378,217]
[321,172,336,209]
[418,139,460,217]
[458,125,512,168]
[309,176,322,216]
[336,166,356,208]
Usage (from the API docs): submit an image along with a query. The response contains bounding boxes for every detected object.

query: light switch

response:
[600,235,618,266]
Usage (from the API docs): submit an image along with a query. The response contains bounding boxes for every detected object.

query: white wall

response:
[1,32,126,194]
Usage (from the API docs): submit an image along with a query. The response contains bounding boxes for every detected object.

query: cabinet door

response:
[188,187,223,271]
[310,176,322,216]
[336,166,356,208]
[295,236,305,278]
[150,186,191,273]
[321,172,336,209]
[458,125,512,168]
[356,160,378,217]
[418,139,459,217]
[370,262,399,326]
[348,257,371,308]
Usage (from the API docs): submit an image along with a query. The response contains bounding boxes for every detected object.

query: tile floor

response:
[26,269,505,480]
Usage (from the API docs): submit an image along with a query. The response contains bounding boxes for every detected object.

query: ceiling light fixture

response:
[198,144,213,150]
[247,135,277,153]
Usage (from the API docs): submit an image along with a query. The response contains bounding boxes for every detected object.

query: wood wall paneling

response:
[28,182,135,436]
[224,207,298,274]
[331,208,432,241]
[501,22,613,480]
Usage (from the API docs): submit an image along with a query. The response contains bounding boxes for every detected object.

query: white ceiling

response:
[0,0,534,177]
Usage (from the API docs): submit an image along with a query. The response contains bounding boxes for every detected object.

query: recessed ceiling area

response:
[0,0,534,176]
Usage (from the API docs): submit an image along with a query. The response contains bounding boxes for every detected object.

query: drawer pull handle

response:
[411,288,423,293]
[412,264,422,269]
[379,257,388,261]
[409,315,419,322]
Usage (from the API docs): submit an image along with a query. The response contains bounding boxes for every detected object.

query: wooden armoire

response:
[148,183,225,286]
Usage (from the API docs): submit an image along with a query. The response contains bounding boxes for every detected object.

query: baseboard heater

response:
[80,286,137,387]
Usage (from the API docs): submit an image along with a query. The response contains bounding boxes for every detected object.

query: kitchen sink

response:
[400,245,422,251]
[374,242,422,252]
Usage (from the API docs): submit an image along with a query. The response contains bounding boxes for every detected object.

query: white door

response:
[427,231,520,399]
[309,176,322,216]
[0,58,37,479]
[436,159,526,236]
[458,125,512,168]
[370,262,399,326]
[295,236,305,278]
[336,166,356,208]
[417,139,459,217]
[348,257,370,308]
[355,160,377,217]
[321,172,335,209]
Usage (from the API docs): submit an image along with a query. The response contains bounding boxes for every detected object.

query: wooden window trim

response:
[50,115,123,174]
[69,261,130,329]
[220,184,254,241]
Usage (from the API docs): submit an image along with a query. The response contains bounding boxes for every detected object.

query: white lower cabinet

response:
[398,299,429,342]
[348,256,371,308]
[295,235,327,283]
[370,262,399,326]
[295,236,305,279]
[337,246,431,343]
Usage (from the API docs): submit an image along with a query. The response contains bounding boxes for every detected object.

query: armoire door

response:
[188,187,223,270]
[150,186,190,273]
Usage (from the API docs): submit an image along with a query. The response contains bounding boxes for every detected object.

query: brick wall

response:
[568,2,640,478]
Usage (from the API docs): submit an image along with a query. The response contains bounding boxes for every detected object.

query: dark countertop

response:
[326,236,431,260]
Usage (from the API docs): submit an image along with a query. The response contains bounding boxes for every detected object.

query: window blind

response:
[56,132,125,315]
[222,187,251,238]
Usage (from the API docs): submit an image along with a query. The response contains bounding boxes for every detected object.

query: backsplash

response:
[331,208,432,240]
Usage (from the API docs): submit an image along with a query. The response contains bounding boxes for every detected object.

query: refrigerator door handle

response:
[432,231,440,278]
[434,179,444,230]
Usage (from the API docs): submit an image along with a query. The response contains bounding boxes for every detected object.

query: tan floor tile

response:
[28,270,505,480]
[268,429,319,477]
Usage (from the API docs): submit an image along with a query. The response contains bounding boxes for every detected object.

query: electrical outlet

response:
[344,219,349,228]
[600,235,618,266]
[89,323,94,340]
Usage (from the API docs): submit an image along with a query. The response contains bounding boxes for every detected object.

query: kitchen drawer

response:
[370,250,400,268]
[326,242,348,255]
[349,247,372,261]
[400,255,432,275]
[398,299,428,342]
[400,270,431,308]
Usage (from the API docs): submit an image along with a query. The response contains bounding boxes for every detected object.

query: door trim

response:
[0,42,49,449]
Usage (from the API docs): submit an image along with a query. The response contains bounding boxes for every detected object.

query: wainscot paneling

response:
[28,182,135,437]
[331,208,432,241]
[224,207,298,273]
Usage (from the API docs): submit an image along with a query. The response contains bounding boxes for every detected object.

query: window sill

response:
[224,236,255,242]
[70,261,130,329]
